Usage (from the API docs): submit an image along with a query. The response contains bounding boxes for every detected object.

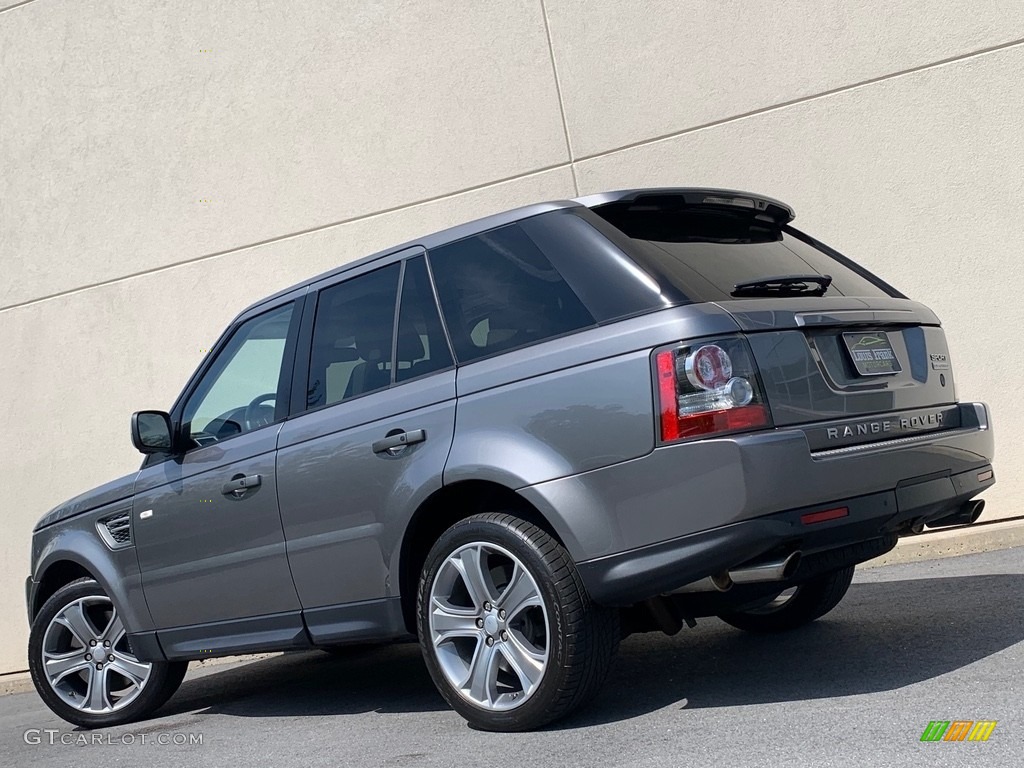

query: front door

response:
[133,301,304,657]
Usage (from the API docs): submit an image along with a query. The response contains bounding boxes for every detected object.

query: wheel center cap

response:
[483,614,499,635]
[92,647,108,663]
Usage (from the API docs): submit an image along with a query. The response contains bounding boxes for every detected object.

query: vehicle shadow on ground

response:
[160,642,445,719]
[567,573,1024,727]
[159,574,1023,726]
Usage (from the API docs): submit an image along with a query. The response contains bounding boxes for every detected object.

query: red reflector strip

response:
[676,404,769,439]
[977,470,994,482]
[655,351,680,441]
[801,507,849,525]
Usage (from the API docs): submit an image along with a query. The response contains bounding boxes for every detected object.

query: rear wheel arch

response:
[397,480,562,635]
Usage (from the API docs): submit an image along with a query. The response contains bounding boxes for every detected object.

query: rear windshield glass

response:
[582,203,894,304]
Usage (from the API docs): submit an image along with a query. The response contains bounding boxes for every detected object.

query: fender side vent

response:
[97,510,132,549]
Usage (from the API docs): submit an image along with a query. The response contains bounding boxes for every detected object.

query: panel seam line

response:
[539,0,578,195]
[0,0,40,15]
[573,35,1024,163]
[0,161,574,314]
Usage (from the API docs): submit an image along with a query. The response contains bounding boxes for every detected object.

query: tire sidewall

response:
[416,516,572,730]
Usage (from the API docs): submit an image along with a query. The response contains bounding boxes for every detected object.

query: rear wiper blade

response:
[731,274,832,297]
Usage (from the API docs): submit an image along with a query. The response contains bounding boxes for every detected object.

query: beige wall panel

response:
[545,0,1024,157]
[0,0,566,308]
[576,47,1023,520]
[0,166,575,673]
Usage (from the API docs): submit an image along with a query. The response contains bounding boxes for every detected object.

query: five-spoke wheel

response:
[428,542,549,710]
[29,579,188,728]
[417,513,619,731]
[41,594,150,714]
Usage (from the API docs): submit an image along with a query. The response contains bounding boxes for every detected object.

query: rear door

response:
[276,251,457,644]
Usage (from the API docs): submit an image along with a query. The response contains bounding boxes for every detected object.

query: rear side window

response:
[428,224,596,362]
[583,203,894,303]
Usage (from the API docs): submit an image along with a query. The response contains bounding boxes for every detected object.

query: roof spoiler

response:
[574,187,796,224]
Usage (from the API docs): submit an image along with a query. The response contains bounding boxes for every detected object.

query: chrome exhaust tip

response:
[728,551,802,585]
[672,551,803,594]
[672,571,734,593]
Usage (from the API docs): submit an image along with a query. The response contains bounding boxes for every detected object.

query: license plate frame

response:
[842,331,903,376]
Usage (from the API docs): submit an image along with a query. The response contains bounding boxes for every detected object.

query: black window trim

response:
[389,259,407,386]
[394,254,457,386]
[421,250,458,366]
[782,224,907,300]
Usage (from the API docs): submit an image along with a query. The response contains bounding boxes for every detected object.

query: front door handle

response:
[222,474,262,497]
[372,429,426,455]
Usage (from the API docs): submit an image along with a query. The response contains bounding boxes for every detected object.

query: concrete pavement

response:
[2,545,1021,767]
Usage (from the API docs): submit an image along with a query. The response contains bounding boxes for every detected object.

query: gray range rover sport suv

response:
[27,188,995,731]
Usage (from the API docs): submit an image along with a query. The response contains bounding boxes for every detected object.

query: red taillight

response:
[656,351,680,441]
[655,338,771,442]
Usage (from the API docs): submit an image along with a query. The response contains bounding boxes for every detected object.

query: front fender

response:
[32,524,153,633]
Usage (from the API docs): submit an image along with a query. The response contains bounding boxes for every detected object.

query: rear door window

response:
[306,264,400,409]
[427,224,596,362]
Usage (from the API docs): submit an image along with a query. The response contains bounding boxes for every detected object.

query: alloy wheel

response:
[428,542,549,711]
[41,595,151,714]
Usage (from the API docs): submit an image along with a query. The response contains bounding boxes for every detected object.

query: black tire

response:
[28,578,188,728]
[417,513,618,731]
[718,565,855,633]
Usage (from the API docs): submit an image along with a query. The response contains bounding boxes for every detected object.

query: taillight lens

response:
[654,337,771,442]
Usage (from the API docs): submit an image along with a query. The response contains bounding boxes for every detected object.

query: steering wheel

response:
[244,393,277,431]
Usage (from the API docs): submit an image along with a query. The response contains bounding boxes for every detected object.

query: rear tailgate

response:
[718,296,958,434]
[579,191,961,445]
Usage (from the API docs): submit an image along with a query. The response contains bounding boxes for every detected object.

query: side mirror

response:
[131,411,175,455]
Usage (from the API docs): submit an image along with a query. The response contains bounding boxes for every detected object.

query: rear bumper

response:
[575,461,993,605]
[517,401,995,605]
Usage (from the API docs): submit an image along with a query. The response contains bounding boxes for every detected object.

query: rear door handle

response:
[222,474,262,497]
[372,429,426,455]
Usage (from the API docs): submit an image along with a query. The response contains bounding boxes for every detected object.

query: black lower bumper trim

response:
[125,631,166,663]
[578,464,993,606]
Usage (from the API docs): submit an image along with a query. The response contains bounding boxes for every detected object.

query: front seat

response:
[344,321,393,400]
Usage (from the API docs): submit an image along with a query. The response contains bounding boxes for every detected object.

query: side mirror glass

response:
[131,411,175,454]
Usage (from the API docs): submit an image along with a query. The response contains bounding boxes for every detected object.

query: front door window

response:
[182,303,294,447]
